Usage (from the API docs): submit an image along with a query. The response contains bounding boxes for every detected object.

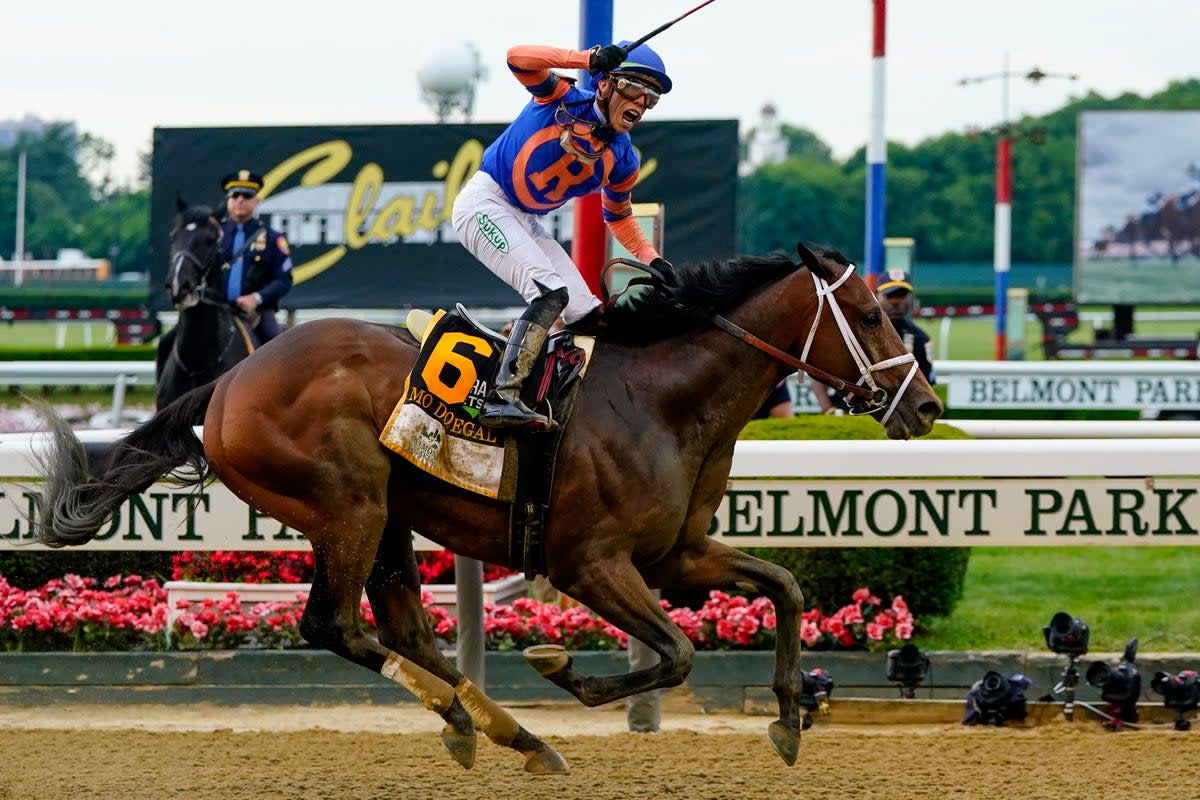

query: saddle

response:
[381,305,594,577]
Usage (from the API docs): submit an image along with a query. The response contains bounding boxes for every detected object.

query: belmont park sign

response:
[710,479,1198,546]
[1,476,1197,551]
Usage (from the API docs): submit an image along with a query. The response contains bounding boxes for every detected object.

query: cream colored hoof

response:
[524,745,570,775]
[523,644,571,677]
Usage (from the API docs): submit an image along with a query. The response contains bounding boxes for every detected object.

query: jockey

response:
[452,40,673,432]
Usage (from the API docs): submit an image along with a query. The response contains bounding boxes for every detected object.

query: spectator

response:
[814,269,935,413]
[451,39,673,432]
[219,170,293,344]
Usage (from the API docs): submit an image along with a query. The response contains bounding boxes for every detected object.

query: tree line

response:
[2,79,1197,275]
[740,79,1200,264]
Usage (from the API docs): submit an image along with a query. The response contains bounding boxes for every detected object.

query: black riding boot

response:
[481,287,568,431]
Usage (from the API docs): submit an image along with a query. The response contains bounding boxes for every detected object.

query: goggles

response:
[553,104,610,163]
[609,75,661,109]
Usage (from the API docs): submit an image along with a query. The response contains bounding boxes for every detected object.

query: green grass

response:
[925,310,1200,361]
[915,547,1200,652]
[1,321,119,350]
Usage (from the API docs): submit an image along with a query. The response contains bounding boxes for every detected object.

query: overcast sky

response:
[3,1,1195,186]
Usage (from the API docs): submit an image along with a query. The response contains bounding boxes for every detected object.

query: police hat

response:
[877,269,914,295]
[221,170,263,198]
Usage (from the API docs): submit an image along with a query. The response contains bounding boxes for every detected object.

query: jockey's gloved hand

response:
[647,257,675,288]
[590,44,628,74]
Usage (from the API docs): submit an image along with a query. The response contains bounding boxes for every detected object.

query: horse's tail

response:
[31,381,218,548]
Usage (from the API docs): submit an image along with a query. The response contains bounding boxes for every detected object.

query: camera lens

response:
[982,671,1006,693]
[1086,661,1112,688]
[896,643,920,667]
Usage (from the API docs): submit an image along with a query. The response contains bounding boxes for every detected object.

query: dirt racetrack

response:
[2,702,1199,800]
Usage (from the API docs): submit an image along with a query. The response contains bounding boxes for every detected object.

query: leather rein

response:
[711,263,919,424]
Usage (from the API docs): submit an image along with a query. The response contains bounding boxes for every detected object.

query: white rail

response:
[727,438,1199,478]
[940,419,1200,438]
[0,361,154,386]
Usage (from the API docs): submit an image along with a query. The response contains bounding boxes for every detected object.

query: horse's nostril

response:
[919,399,943,420]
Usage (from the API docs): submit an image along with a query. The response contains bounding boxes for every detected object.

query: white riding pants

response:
[452,171,600,325]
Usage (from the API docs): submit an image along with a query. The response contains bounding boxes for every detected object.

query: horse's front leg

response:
[649,539,807,766]
[523,559,695,706]
[368,520,568,775]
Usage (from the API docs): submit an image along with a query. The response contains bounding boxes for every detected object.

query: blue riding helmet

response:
[590,40,672,94]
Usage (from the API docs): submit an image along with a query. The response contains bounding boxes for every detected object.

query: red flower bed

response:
[171,550,514,585]
[0,574,914,654]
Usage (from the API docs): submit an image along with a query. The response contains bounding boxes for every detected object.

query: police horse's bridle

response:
[710,261,919,425]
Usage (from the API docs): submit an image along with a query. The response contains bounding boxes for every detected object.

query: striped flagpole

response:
[994,134,1012,360]
[864,0,887,290]
[993,51,1014,362]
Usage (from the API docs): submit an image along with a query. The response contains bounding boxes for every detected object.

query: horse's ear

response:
[176,192,188,213]
[796,241,834,281]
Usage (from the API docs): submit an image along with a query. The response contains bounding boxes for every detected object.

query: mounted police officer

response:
[451,40,674,432]
[220,170,293,343]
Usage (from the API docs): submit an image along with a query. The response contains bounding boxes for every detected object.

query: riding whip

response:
[623,0,721,52]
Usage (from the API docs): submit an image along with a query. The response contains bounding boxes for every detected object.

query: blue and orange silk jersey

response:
[480,45,658,264]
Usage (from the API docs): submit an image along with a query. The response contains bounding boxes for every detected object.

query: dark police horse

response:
[155,198,254,408]
[33,242,942,774]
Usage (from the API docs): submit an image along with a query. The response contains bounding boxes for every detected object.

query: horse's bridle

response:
[712,263,919,424]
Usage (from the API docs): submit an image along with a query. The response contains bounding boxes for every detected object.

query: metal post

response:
[573,0,614,296]
[864,0,887,290]
[454,554,485,686]
[112,374,128,426]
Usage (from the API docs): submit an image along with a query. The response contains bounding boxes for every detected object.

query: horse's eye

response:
[863,309,883,327]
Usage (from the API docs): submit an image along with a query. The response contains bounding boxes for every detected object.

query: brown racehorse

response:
[32,242,941,774]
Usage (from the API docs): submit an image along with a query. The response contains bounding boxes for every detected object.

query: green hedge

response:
[738,416,973,617]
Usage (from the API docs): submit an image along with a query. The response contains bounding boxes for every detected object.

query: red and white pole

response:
[994,135,1012,361]
[993,54,1013,361]
[864,0,887,291]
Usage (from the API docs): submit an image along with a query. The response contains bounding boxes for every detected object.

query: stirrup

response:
[480,397,558,433]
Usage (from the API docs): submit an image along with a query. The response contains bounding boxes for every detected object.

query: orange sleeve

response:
[607,216,659,265]
[506,45,593,102]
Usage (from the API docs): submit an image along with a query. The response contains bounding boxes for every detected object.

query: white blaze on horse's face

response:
[169,251,202,310]
[168,217,220,310]
[800,263,919,425]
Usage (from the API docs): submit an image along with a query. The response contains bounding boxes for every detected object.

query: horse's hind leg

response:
[652,540,807,766]
[367,519,567,774]
[526,559,696,705]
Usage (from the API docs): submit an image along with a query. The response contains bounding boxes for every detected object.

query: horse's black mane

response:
[601,245,852,345]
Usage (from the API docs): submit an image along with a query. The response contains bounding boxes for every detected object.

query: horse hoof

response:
[523,644,571,677]
[767,721,801,766]
[441,723,477,769]
[523,745,570,775]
